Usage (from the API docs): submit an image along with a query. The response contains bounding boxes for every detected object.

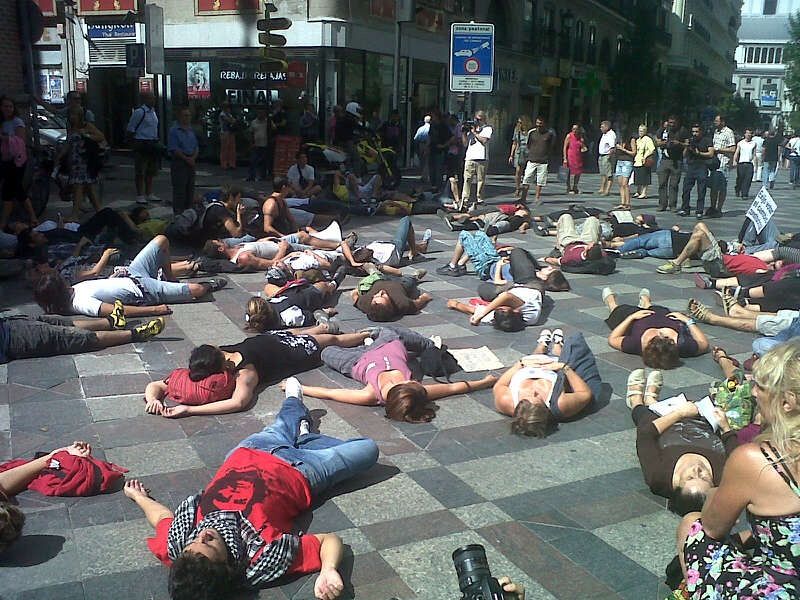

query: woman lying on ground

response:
[244,280,340,332]
[627,356,738,516]
[0,442,92,553]
[493,330,602,437]
[143,330,369,417]
[676,340,800,599]
[293,325,497,423]
[446,285,544,332]
[603,286,709,369]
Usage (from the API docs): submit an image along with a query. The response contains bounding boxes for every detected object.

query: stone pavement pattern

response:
[1,162,796,599]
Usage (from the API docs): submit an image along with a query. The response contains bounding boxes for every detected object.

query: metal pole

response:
[392,20,401,111]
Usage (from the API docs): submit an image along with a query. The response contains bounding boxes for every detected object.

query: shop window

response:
[573,20,585,62]
[745,91,751,101]
[587,25,597,64]
[763,0,777,15]
[524,0,537,50]
[488,0,510,47]
[542,6,556,56]
[746,77,751,84]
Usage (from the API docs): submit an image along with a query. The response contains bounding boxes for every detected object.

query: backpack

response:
[165,368,237,406]
[167,200,225,237]
[561,255,617,275]
[418,344,461,382]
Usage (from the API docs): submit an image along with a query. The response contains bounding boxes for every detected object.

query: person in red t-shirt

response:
[125,378,378,600]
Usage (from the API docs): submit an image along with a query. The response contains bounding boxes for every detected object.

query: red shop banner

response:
[78,0,137,15]
[195,0,260,15]
[32,0,57,16]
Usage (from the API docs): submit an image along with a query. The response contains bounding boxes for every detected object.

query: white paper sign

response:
[448,346,504,372]
[746,187,777,233]
[648,393,689,416]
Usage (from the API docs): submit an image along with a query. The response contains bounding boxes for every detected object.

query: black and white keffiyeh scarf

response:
[167,494,299,586]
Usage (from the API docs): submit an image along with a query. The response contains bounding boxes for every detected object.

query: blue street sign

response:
[449,22,495,93]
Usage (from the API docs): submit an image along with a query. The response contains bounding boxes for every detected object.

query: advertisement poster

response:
[78,0,137,15]
[32,0,57,16]
[187,62,211,99]
[195,0,260,15]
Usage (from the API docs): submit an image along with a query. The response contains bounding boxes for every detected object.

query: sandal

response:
[551,328,564,346]
[536,329,553,347]
[644,370,663,406]
[638,288,651,309]
[626,368,646,408]
[712,346,741,368]
[687,299,711,323]
[716,287,737,316]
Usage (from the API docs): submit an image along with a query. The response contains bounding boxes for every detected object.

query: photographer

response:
[461,110,493,210]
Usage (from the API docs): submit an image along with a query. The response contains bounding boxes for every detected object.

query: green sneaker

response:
[132,317,166,342]
[657,261,682,274]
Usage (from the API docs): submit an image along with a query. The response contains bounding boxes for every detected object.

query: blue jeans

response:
[753,317,800,356]
[383,216,412,267]
[791,157,800,185]
[127,237,191,303]
[222,234,258,247]
[742,217,779,254]
[619,229,674,259]
[762,161,777,184]
[681,165,708,213]
[235,396,378,496]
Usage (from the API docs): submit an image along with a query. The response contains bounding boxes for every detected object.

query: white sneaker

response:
[136,195,147,204]
[284,376,303,401]
[299,419,310,436]
[422,228,432,243]
[146,194,161,202]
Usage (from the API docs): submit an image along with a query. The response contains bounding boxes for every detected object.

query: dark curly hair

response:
[493,309,525,332]
[0,500,25,553]
[33,272,73,314]
[642,336,681,370]
[168,551,242,600]
[544,270,570,292]
[188,345,225,382]
[668,487,707,516]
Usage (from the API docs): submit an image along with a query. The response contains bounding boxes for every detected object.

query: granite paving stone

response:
[1,170,784,598]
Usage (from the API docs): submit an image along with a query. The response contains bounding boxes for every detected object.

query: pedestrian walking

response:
[508,115,531,198]
[562,124,587,194]
[413,115,431,184]
[218,102,237,170]
[762,129,780,189]
[167,106,199,214]
[125,91,161,205]
[733,128,756,200]
[752,129,764,181]
[597,120,617,196]
[0,96,37,229]
[60,107,106,220]
[520,116,554,206]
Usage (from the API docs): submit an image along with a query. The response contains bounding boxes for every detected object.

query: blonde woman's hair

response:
[754,340,800,462]
[0,501,25,553]
[516,115,532,133]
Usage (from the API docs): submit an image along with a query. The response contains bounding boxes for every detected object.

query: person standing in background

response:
[733,128,757,201]
[267,99,288,178]
[299,102,319,142]
[460,110,493,210]
[167,106,199,214]
[247,107,270,182]
[519,116,554,206]
[597,120,617,196]
[761,129,780,189]
[126,91,161,205]
[508,116,531,198]
[562,124,587,195]
[218,102,237,170]
[656,116,688,212]
[708,114,736,217]
[413,115,431,184]
[752,129,764,182]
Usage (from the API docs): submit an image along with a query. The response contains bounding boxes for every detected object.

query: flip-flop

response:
[712,346,741,368]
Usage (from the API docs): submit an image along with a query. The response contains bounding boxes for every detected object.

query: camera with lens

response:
[452,544,510,600]
[461,121,475,132]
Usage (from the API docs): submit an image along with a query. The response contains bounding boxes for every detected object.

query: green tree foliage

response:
[717,94,762,130]
[783,11,800,108]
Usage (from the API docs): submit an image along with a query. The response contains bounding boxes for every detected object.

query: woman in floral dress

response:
[61,107,105,220]
[676,340,800,599]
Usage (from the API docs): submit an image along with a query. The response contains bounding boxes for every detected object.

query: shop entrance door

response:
[87,67,136,147]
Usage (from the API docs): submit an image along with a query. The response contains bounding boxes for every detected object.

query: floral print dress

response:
[683,442,800,599]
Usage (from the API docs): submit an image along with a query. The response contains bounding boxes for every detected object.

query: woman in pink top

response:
[295,326,496,422]
[562,124,587,195]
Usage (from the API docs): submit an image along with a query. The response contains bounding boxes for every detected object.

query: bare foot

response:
[123,479,151,501]
[446,299,460,310]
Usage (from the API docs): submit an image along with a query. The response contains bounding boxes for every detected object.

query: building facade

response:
[733,0,799,130]
[1,0,25,98]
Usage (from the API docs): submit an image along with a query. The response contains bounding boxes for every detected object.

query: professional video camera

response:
[452,544,509,600]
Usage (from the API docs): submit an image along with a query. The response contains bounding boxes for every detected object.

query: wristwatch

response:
[685,318,696,327]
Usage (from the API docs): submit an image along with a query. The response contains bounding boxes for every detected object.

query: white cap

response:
[345,101,362,119]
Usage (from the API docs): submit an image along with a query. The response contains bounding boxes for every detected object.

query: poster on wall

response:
[37,70,65,104]
[187,62,211,99]
[78,0,137,15]
[32,0,57,16]
[195,0,260,15]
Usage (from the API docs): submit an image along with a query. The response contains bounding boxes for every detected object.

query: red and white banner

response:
[195,0,260,15]
[78,0,137,15]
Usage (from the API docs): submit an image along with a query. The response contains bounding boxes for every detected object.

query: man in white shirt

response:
[414,115,431,183]
[708,114,736,217]
[733,128,757,200]
[125,91,161,205]
[461,110,493,210]
[597,121,617,196]
[789,133,800,188]
[286,151,322,198]
[752,130,764,182]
